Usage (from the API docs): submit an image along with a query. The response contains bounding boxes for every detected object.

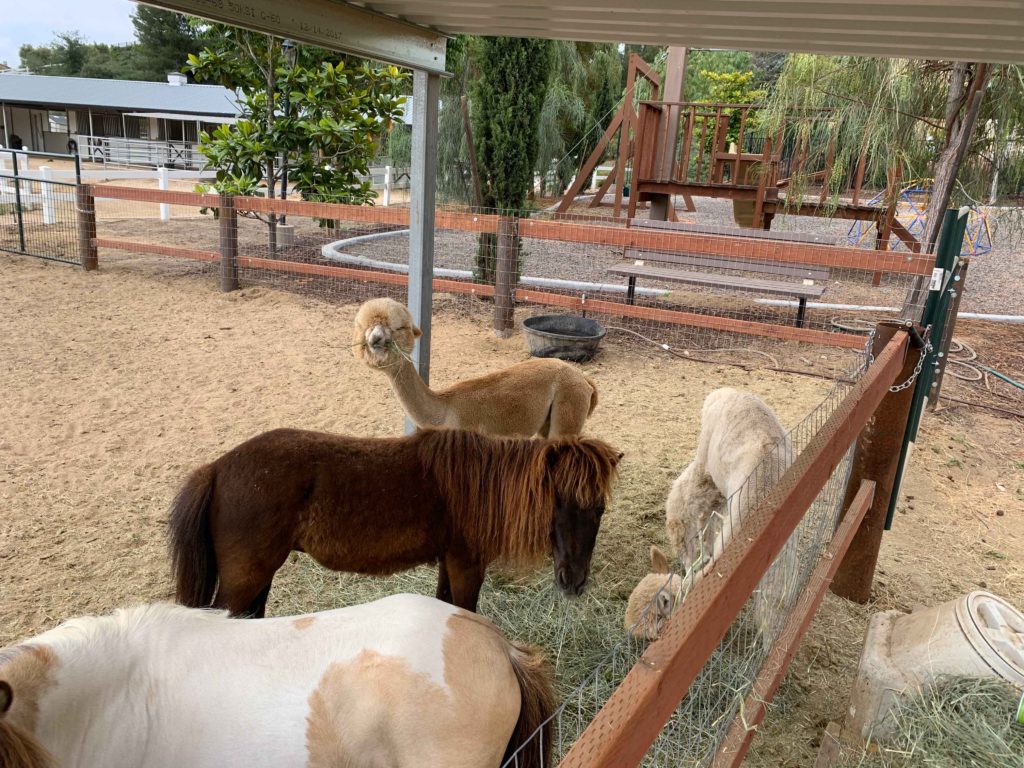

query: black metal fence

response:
[0,149,82,265]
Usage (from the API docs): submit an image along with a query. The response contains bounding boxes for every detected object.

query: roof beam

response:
[136,0,447,73]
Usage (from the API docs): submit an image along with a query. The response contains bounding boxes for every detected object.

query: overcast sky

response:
[1,0,137,70]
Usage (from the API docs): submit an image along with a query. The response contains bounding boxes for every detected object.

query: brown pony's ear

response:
[650,546,670,574]
[0,680,12,715]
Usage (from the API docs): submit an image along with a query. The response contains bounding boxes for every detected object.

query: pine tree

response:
[131,7,208,81]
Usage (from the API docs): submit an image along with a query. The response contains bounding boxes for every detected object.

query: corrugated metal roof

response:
[0,73,240,116]
[351,0,1024,64]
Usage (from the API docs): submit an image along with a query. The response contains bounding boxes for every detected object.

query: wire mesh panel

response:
[0,150,81,265]
[503,368,864,768]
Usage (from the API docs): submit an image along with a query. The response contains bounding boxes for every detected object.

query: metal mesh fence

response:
[80,180,932,382]
[0,150,80,264]
[503,363,865,767]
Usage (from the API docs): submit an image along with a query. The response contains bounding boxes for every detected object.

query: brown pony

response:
[169,427,621,616]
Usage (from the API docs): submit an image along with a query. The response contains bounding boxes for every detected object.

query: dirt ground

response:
[1,251,1022,764]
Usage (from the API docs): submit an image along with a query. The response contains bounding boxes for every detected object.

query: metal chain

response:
[888,337,932,393]
[863,324,933,392]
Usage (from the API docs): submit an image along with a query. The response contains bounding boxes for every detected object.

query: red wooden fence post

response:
[77,183,98,271]
[493,215,517,337]
[219,194,239,292]
[831,321,920,602]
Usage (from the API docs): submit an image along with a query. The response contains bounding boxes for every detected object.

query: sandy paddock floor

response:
[2,250,1022,764]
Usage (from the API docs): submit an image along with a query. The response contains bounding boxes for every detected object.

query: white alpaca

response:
[624,546,684,640]
[666,388,792,567]
[665,388,799,645]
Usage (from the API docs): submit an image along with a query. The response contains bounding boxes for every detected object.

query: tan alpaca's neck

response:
[385,356,448,427]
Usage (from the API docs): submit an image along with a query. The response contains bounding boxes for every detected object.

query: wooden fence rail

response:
[88,183,932,277]
[82,183,910,350]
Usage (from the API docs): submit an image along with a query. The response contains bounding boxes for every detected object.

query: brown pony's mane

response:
[415,429,619,564]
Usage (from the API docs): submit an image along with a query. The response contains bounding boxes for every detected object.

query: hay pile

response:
[845,677,1024,768]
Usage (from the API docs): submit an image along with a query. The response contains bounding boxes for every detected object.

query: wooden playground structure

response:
[557,53,922,263]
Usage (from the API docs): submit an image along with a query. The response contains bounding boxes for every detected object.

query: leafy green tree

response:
[131,7,208,81]
[186,27,407,245]
[20,33,91,76]
[435,35,477,203]
[470,36,553,280]
[761,56,1024,246]
[535,41,621,197]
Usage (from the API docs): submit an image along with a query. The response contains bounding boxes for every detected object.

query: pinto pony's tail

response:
[503,642,556,768]
[168,464,218,608]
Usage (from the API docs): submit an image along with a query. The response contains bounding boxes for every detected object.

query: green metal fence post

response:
[884,208,968,529]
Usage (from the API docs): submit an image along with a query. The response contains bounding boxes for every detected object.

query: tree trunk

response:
[921,63,990,253]
[907,63,990,316]
[265,37,278,254]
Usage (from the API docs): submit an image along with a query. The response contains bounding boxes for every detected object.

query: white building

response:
[0,71,239,168]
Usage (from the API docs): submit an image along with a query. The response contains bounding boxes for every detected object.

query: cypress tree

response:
[471,36,553,282]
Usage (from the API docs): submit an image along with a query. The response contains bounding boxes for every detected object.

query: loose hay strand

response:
[844,676,1024,768]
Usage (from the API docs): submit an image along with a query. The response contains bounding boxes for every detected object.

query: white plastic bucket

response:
[848,591,1024,742]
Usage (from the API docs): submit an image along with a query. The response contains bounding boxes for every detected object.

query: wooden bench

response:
[610,248,828,328]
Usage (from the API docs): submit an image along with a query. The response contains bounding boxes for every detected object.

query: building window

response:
[48,110,68,133]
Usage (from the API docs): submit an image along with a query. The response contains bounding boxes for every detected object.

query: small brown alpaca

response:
[353,298,599,437]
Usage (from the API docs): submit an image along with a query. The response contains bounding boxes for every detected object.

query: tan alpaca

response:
[353,298,598,437]
[624,546,684,640]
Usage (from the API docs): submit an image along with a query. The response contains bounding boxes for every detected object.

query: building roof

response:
[353,0,1024,64]
[0,73,239,116]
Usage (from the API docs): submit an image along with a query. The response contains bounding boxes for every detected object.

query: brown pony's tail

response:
[502,642,556,768]
[168,464,218,607]
[586,376,599,416]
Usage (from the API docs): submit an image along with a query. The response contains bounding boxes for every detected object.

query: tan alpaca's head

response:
[624,545,684,641]
[352,298,421,369]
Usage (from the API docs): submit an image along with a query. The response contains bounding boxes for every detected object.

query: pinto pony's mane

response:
[0,717,54,768]
[0,646,55,768]
[415,429,619,564]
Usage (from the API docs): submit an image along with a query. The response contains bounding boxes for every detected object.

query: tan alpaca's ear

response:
[0,680,12,715]
[351,325,367,359]
[650,545,670,574]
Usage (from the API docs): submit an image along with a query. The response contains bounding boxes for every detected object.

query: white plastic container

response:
[847,591,1024,742]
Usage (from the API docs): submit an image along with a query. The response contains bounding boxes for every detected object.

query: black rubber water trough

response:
[521,314,607,363]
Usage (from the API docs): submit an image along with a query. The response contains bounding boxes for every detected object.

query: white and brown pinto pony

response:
[0,594,554,768]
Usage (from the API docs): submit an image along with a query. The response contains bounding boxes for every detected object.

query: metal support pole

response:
[407,69,441,385]
[929,259,968,408]
[883,208,967,530]
[12,151,26,252]
[830,323,916,603]
[493,216,518,337]
[219,195,239,291]
[76,184,98,271]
